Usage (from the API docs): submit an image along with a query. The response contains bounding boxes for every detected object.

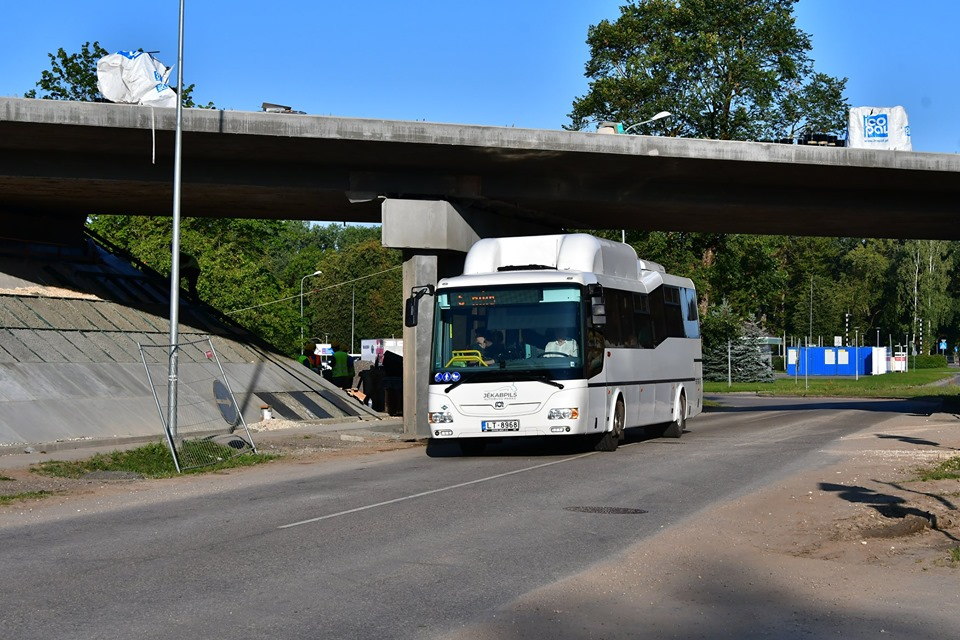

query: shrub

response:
[913,354,948,369]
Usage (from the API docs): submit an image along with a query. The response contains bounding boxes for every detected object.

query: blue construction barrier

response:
[786,346,875,376]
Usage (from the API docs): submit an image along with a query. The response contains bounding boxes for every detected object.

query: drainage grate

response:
[564,506,648,515]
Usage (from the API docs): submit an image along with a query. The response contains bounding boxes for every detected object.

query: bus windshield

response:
[431,284,585,380]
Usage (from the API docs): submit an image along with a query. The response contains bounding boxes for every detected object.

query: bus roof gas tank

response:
[463,234,648,280]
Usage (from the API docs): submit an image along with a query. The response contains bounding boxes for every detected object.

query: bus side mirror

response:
[404,298,418,327]
[404,284,435,327]
[591,300,606,326]
[588,284,605,325]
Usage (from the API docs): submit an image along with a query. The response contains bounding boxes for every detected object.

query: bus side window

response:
[664,286,684,338]
[586,326,604,378]
[603,289,634,348]
[634,293,653,348]
[601,289,619,347]
[682,288,701,338]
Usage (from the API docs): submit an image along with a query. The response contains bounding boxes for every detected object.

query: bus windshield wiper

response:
[500,370,565,390]
[530,374,564,389]
[444,378,466,393]
[442,370,563,393]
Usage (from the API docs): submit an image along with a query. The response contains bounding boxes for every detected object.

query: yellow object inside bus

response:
[446,350,488,367]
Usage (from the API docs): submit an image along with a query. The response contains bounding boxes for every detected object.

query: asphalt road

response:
[0,396,924,639]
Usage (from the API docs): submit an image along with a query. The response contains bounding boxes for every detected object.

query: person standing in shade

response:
[179,251,201,300]
[331,342,354,389]
[298,342,322,373]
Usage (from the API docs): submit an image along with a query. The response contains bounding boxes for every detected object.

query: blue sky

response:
[2,1,958,153]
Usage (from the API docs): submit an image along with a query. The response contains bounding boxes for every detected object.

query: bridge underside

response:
[3,98,959,240]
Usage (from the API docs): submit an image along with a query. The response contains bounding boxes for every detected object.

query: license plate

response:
[482,420,520,432]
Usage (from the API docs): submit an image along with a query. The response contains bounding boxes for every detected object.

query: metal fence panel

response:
[140,336,257,472]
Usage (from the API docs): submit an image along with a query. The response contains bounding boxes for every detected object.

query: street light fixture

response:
[622,111,673,134]
[300,270,323,347]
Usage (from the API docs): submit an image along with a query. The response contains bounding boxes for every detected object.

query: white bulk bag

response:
[96,50,178,108]
[847,106,912,151]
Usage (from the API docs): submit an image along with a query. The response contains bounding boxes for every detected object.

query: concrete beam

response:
[383,199,481,253]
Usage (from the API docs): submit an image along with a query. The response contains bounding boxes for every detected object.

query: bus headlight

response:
[548,408,579,420]
[428,411,453,424]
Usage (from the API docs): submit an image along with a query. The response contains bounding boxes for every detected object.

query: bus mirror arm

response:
[404,284,435,327]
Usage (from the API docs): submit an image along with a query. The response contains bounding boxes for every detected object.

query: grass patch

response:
[705,369,960,399]
[915,455,960,482]
[31,441,275,480]
[950,547,960,565]
[0,490,53,505]
[0,475,14,482]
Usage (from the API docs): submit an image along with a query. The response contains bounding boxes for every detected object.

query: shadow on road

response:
[425,424,667,458]
[704,396,940,415]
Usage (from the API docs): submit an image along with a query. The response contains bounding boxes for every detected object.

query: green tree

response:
[839,239,896,346]
[567,0,849,141]
[708,234,787,325]
[25,41,108,101]
[25,41,212,108]
[702,304,774,383]
[307,233,403,354]
[88,216,403,357]
[898,240,955,354]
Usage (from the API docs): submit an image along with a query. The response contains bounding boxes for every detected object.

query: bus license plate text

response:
[482,420,520,432]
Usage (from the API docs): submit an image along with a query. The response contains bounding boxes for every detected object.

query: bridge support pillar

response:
[383,199,477,438]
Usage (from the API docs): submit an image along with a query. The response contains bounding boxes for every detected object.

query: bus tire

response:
[663,392,686,438]
[595,397,624,452]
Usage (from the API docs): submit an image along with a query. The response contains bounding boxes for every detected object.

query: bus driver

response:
[544,329,578,357]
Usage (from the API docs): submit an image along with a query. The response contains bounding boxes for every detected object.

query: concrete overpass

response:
[3,97,960,238]
[2,97,959,440]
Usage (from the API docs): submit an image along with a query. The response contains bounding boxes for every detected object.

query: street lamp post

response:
[300,270,323,347]
[622,111,672,134]
[165,0,186,445]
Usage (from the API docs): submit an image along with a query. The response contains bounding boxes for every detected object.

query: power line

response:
[224,265,402,315]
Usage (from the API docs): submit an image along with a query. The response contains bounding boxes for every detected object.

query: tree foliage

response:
[702,303,773,382]
[606,224,960,355]
[567,0,849,141]
[87,217,403,356]
[25,41,108,101]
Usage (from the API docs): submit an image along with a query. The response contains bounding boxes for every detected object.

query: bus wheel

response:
[595,398,624,452]
[663,392,685,438]
[458,439,486,456]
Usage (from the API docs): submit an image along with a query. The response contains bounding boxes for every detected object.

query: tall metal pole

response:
[855,328,859,381]
[351,287,356,354]
[166,0,186,440]
[727,340,731,387]
[300,270,322,347]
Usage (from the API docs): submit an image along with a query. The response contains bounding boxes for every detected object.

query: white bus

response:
[406,233,702,454]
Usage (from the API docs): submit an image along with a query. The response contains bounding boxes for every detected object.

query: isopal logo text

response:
[864,113,889,139]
